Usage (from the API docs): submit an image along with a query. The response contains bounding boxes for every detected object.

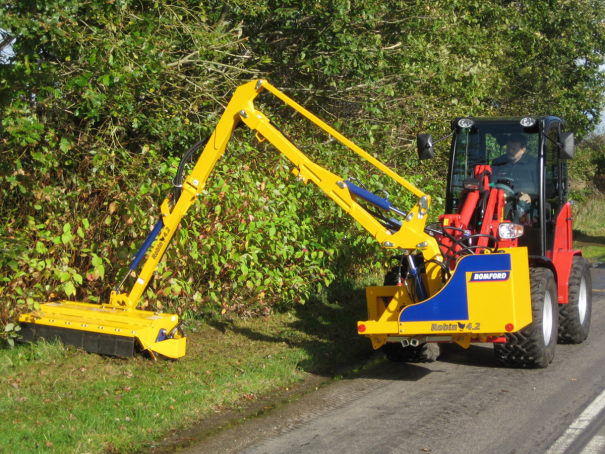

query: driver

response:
[491,133,538,205]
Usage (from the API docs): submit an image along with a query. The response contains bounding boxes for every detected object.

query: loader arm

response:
[112,79,442,310]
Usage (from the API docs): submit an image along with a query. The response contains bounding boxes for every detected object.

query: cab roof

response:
[450,116,565,131]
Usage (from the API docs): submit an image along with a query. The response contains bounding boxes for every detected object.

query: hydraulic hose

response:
[173,137,210,202]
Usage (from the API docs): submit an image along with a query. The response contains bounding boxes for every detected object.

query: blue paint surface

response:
[345,180,392,211]
[399,253,512,322]
[130,219,164,271]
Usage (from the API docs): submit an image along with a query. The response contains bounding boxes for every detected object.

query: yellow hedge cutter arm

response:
[20,79,442,359]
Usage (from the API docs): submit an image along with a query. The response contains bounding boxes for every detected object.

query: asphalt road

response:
[182,267,605,454]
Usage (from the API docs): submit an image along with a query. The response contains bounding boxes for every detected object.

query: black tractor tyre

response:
[382,342,439,363]
[558,257,592,344]
[494,267,559,368]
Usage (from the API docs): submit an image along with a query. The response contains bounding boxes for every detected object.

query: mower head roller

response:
[19,301,186,359]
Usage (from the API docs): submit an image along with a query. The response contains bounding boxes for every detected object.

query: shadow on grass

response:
[206,276,378,377]
[573,229,605,246]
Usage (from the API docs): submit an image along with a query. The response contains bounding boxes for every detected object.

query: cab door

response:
[543,120,568,255]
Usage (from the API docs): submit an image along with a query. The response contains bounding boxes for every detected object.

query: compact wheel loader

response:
[19,80,591,368]
[366,116,592,368]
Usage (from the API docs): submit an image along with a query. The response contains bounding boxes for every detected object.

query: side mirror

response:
[417,134,434,161]
[558,132,575,159]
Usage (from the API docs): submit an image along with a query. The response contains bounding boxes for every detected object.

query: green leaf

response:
[64,281,75,297]
[95,264,105,279]
[60,138,70,153]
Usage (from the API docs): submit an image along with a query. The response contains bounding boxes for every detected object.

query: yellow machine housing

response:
[20,302,185,359]
[359,247,532,349]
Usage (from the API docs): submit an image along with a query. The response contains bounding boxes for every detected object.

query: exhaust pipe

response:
[410,338,420,347]
[401,339,410,347]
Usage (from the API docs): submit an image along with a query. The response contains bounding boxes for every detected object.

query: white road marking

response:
[546,388,605,454]
[580,435,605,454]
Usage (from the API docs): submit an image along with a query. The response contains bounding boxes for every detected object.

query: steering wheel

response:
[493,177,515,198]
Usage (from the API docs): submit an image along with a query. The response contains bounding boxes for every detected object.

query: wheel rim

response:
[578,276,588,325]
[543,291,553,345]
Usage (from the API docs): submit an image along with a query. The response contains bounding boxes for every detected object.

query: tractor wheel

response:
[494,267,558,368]
[382,342,439,363]
[558,257,592,344]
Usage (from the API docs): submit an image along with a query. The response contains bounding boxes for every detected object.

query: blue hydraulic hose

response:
[407,255,429,302]
[345,180,406,217]
[129,220,164,271]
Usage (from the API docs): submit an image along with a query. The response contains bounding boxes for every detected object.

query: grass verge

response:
[0,277,375,454]
[572,193,605,262]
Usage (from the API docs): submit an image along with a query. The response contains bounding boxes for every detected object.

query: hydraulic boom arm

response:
[111,79,443,310]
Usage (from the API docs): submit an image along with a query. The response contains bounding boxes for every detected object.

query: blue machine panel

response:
[400,253,512,322]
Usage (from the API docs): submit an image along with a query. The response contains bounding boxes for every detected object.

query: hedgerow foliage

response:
[1,0,605,329]
[570,134,605,193]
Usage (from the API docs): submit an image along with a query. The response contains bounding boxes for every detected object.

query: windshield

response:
[449,123,540,213]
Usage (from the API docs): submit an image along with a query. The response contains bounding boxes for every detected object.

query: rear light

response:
[505,323,514,332]
[358,324,366,333]
[498,223,524,239]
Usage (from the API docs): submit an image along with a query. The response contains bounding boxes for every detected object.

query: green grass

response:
[574,194,605,235]
[574,240,605,263]
[0,277,375,454]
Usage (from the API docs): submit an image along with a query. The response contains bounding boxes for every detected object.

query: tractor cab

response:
[419,116,575,260]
